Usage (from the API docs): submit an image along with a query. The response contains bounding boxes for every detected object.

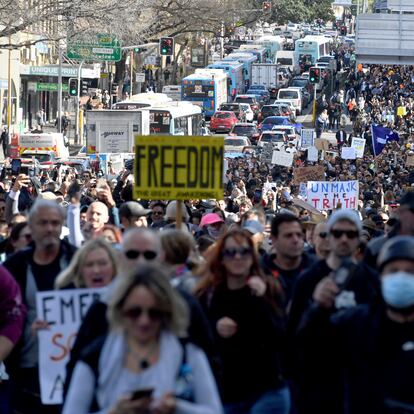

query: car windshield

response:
[21,153,51,163]
[264,117,285,124]
[215,113,232,119]
[220,104,239,112]
[262,107,281,116]
[225,139,245,146]
[291,79,308,87]
[261,134,284,142]
[235,97,254,104]
[279,90,298,99]
[249,85,265,90]
[232,126,256,135]
[275,128,294,134]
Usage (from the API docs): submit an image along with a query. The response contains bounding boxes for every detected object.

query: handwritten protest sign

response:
[300,129,314,149]
[36,288,105,404]
[314,138,330,151]
[341,146,356,160]
[307,146,318,162]
[306,180,359,210]
[271,150,294,167]
[260,143,273,164]
[351,137,366,158]
[406,154,414,167]
[293,165,325,185]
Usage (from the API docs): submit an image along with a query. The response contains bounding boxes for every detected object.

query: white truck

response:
[19,133,70,163]
[275,51,300,75]
[251,63,289,99]
[85,110,150,154]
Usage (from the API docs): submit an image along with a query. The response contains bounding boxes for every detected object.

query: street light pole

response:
[57,46,63,134]
[75,60,84,144]
[130,50,134,95]
[7,35,12,133]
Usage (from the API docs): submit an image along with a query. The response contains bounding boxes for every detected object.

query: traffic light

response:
[134,47,147,53]
[309,67,321,84]
[68,78,78,97]
[160,37,174,56]
[111,82,118,95]
[81,79,88,96]
[263,1,272,12]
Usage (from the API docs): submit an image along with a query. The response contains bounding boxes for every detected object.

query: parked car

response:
[224,136,251,153]
[259,116,291,131]
[229,123,260,144]
[210,111,239,133]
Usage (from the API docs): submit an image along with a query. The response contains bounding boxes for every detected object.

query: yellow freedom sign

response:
[134,135,224,200]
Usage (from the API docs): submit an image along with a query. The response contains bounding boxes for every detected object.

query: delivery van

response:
[19,133,70,162]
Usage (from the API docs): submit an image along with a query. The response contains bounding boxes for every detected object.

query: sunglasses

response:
[152,211,163,216]
[318,232,328,239]
[222,247,252,258]
[124,250,157,260]
[122,306,165,321]
[331,229,359,239]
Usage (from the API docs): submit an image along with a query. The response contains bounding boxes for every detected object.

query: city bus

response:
[207,61,245,98]
[181,69,228,117]
[222,52,258,88]
[112,93,172,109]
[254,36,285,60]
[149,101,203,135]
[295,35,331,69]
[238,45,270,63]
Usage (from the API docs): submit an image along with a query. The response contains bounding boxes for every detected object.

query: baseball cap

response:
[200,213,224,227]
[119,201,151,219]
[327,210,362,234]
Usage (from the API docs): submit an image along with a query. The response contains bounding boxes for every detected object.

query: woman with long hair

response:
[196,228,289,414]
[55,238,118,289]
[63,263,223,414]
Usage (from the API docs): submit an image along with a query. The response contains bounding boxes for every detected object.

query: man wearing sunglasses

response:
[287,210,380,414]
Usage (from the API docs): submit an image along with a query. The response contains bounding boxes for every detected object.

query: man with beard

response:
[3,199,76,414]
[287,210,380,414]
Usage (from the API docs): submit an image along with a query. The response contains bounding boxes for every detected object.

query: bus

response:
[255,36,285,60]
[238,45,270,63]
[149,102,203,135]
[222,52,258,88]
[181,69,228,117]
[207,61,245,98]
[112,93,172,109]
[295,36,331,69]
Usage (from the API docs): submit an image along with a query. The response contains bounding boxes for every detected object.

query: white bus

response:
[149,101,203,135]
[112,93,172,109]
[295,35,331,70]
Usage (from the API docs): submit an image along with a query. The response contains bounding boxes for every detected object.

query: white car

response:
[258,131,286,150]
[239,103,254,122]
[224,136,251,153]
[271,125,299,143]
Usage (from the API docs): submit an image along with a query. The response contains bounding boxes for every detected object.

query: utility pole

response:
[220,21,225,59]
[57,46,63,134]
[75,60,84,144]
[7,35,12,134]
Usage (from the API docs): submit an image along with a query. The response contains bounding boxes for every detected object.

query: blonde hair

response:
[160,229,195,265]
[107,263,189,337]
[55,238,117,289]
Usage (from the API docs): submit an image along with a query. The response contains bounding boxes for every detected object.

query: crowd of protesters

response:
[0,36,413,414]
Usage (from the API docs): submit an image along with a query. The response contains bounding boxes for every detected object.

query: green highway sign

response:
[37,83,69,92]
[67,33,122,62]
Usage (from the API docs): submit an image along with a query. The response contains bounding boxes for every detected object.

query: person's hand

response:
[247,276,267,297]
[312,276,340,309]
[151,393,176,414]
[98,187,115,208]
[216,317,238,338]
[121,169,131,183]
[31,319,49,336]
[108,395,152,414]
[12,174,30,192]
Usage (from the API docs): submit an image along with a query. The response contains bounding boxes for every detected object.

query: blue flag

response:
[371,125,400,157]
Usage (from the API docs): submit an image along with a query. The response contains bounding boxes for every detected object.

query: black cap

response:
[377,236,414,271]
[399,192,414,208]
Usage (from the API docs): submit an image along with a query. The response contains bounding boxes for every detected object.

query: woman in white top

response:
[62,263,222,414]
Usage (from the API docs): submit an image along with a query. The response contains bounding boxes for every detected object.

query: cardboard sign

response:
[260,143,273,164]
[307,146,319,162]
[314,138,330,151]
[306,180,359,210]
[341,146,356,160]
[351,137,366,158]
[293,165,325,185]
[271,150,294,167]
[292,196,322,215]
[300,129,315,149]
[36,288,105,404]
[134,135,224,200]
[406,154,414,167]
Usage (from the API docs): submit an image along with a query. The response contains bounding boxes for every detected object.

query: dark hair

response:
[10,221,28,242]
[152,202,165,211]
[271,213,301,237]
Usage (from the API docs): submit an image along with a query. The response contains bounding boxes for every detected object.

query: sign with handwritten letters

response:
[306,180,359,211]
[351,137,366,158]
[36,288,105,404]
[271,150,294,167]
[293,165,325,185]
[341,146,356,160]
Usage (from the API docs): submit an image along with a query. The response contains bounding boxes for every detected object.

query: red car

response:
[210,111,239,133]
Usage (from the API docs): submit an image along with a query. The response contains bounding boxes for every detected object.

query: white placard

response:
[351,137,366,158]
[306,180,359,211]
[135,72,145,82]
[341,146,356,159]
[307,146,318,162]
[300,129,315,149]
[36,288,105,404]
[271,150,294,167]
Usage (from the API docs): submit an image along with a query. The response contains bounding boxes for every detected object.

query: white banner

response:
[306,180,359,211]
[351,137,366,158]
[271,150,294,167]
[36,288,105,404]
[300,129,315,149]
[341,146,356,160]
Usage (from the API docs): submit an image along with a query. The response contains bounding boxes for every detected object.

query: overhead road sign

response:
[67,33,122,62]
[134,135,224,201]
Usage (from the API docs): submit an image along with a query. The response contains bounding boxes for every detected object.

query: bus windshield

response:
[183,84,214,99]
